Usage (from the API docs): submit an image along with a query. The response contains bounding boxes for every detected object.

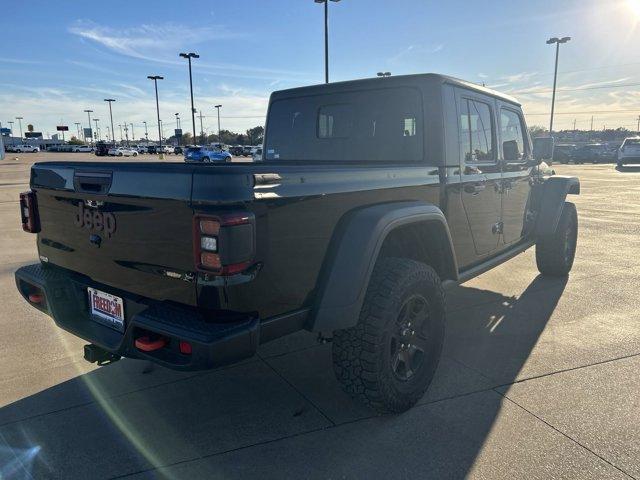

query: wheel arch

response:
[534,175,580,238]
[310,201,458,333]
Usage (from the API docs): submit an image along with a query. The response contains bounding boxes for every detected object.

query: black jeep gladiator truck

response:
[16,74,579,413]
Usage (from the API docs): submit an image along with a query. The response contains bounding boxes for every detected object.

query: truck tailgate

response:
[31,162,198,305]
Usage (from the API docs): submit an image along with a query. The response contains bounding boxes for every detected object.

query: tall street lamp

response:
[546,36,571,134]
[147,75,164,152]
[179,52,199,145]
[104,99,116,147]
[175,113,181,145]
[314,0,341,84]
[84,109,93,145]
[93,119,100,142]
[118,124,123,143]
[214,104,222,142]
[143,121,148,143]
[15,117,23,140]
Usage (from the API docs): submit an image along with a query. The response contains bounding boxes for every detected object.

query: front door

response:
[498,106,533,244]
[457,93,502,257]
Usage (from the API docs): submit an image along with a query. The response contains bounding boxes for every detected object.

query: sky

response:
[2,0,640,141]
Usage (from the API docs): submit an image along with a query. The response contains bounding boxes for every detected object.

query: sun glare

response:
[627,0,640,17]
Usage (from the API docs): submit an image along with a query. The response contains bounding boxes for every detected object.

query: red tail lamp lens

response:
[200,252,221,269]
[19,191,40,233]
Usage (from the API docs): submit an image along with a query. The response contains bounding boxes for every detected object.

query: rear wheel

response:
[332,257,445,413]
[536,202,578,276]
[118,152,123,156]
[203,156,210,162]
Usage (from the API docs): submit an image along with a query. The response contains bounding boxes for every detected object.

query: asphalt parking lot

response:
[1,153,639,479]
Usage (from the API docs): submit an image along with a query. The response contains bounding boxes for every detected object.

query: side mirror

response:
[503,140,520,162]
[532,136,554,163]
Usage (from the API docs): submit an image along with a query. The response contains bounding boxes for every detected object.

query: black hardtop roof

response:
[271,73,521,106]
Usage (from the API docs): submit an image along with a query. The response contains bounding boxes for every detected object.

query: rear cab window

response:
[264,87,423,163]
[459,98,495,165]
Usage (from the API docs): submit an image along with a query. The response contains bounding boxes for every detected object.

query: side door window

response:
[500,109,527,162]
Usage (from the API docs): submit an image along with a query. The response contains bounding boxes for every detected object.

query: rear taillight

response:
[193,212,255,275]
[19,191,40,233]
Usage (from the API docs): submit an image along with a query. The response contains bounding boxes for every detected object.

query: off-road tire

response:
[536,202,578,276]
[332,257,445,413]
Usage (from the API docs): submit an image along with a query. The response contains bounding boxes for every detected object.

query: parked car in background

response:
[14,144,40,153]
[108,147,138,157]
[184,145,232,162]
[553,144,577,163]
[573,144,606,164]
[73,145,93,153]
[159,145,174,155]
[229,145,244,156]
[174,146,183,155]
[617,137,640,167]
[242,146,253,156]
[94,142,110,156]
[251,146,263,162]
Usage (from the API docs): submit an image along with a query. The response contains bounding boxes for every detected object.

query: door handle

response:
[464,183,486,195]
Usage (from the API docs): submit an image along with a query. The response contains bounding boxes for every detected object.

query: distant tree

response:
[528,125,548,138]
[246,126,264,145]
[68,136,84,145]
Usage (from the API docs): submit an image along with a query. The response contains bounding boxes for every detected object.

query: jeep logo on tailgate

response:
[74,202,116,238]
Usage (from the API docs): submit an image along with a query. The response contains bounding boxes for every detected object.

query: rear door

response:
[32,163,198,305]
[456,89,502,257]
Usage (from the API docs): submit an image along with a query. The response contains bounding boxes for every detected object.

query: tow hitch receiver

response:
[84,344,121,365]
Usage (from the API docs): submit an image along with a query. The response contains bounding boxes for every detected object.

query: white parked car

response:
[72,145,93,152]
[136,145,148,153]
[14,145,40,153]
[108,147,138,157]
[617,137,640,167]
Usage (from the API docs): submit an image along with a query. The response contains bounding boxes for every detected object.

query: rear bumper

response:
[15,263,306,371]
[618,156,640,164]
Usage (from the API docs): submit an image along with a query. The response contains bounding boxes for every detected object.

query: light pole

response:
[179,52,199,145]
[123,123,129,146]
[143,121,148,143]
[84,110,93,145]
[74,122,81,139]
[197,110,205,144]
[118,124,123,144]
[93,119,100,142]
[546,36,571,134]
[15,117,23,140]
[175,113,181,145]
[214,104,222,143]
[129,123,135,142]
[147,75,164,153]
[106,126,111,143]
[314,0,341,84]
[104,99,116,147]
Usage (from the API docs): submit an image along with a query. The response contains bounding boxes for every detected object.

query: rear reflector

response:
[179,341,192,355]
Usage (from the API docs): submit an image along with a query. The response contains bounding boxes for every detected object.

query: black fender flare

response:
[310,201,458,333]
[534,176,580,238]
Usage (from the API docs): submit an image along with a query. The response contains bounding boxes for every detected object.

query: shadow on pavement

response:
[0,275,569,479]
